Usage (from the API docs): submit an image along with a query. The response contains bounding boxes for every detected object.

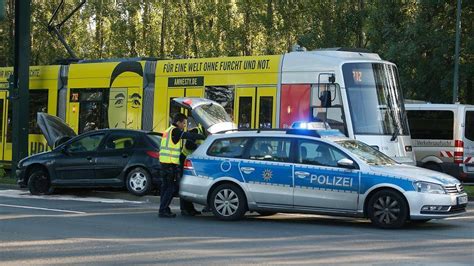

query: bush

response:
[0,164,5,178]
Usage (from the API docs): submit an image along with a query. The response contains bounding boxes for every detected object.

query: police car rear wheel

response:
[126,167,151,196]
[210,184,247,221]
[367,189,408,229]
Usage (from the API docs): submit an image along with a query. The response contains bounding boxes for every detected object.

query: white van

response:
[405,103,474,182]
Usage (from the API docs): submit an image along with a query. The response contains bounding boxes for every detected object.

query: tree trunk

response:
[357,0,365,48]
[7,0,14,65]
[265,0,274,54]
[243,0,251,56]
[95,0,104,58]
[185,0,199,57]
[160,0,168,58]
[142,0,150,55]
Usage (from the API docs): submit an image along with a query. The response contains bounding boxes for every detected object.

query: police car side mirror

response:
[337,158,355,169]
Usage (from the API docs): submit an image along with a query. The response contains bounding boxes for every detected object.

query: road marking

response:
[0,203,86,214]
[445,215,473,220]
[0,189,144,204]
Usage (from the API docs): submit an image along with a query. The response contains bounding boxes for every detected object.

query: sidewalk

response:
[0,183,168,204]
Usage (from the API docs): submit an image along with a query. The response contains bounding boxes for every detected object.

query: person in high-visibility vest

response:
[158,113,205,218]
[180,124,206,216]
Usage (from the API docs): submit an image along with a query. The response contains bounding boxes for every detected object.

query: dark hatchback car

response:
[17,113,162,196]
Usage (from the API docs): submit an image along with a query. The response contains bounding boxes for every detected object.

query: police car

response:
[180,129,468,228]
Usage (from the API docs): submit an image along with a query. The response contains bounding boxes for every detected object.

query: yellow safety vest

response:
[160,126,182,164]
[182,125,204,157]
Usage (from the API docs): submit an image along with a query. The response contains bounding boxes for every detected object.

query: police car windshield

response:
[336,140,397,166]
[194,103,232,129]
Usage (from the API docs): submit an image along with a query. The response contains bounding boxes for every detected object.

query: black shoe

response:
[181,209,200,216]
[158,212,176,218]
[202,207,212,213]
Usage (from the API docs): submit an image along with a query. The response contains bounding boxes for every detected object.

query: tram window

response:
[205,86,234,119]
[259,96,273,128]
[238,97,252,129]
[311,84,348,136]
[80,102,109,133]
[0,100,3,142]
[72,89,109,133]
[29,90,48,134]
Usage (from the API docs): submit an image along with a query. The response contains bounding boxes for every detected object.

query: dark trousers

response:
[159,163,178,214]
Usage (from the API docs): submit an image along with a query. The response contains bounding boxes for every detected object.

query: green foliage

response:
[0,164,6,178]
[0,0,471,103]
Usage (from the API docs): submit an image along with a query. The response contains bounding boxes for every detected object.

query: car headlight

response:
[413,181,446,194]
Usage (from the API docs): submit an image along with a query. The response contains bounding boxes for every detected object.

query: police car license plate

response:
[457,195,468,205]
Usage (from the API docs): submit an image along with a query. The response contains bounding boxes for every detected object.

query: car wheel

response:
[256,211,277,216]
[126,167,151,196]
[367,189,408,229]
[28,168,54,195]
[210,183,247,221]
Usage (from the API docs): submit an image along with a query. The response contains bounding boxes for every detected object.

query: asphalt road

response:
[0,188,473,265]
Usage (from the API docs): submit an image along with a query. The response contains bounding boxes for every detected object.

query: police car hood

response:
[369,164,460,185]
[37,112,77,149]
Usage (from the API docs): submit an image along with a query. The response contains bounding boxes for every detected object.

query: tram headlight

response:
[413,181,446,194]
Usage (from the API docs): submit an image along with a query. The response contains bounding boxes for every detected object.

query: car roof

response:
[81,128,161,136]
[210,129,347,142]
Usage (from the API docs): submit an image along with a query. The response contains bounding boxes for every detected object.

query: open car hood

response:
[37,112,77,149]
[172,98,237,134]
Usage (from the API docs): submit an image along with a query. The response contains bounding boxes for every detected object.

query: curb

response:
[0,184,167,204]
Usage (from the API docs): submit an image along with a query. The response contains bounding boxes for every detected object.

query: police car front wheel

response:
[210,183,247,221]
[367,189,408,229]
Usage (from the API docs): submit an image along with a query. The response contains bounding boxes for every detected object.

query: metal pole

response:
[11,0,30,178]
[453,0,462,103]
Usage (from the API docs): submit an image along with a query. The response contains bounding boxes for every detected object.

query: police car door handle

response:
[295,171,310,178]
[240,167,255,173]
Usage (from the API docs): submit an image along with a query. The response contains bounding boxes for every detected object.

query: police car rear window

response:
[207,138,249,158]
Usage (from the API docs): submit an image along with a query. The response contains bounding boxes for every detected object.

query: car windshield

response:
[343,63,409,136]
[194,103,232,129]
[336,140,397,166]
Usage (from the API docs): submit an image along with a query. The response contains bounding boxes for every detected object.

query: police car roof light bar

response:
[214,128,345,138]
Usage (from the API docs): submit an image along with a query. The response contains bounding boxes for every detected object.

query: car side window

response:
[104,133,135,150]
[298,140,348,167]
[68,134,105,153]
[207,138,249,158]
[248,138,292,162]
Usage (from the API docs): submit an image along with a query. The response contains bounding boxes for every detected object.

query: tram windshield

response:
[343,63,409,137]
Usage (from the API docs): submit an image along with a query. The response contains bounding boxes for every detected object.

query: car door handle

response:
[240,167,255,174]
[295,171,310,178]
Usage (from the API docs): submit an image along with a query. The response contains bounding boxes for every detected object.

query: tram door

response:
[235,87,276,129]
[0,91,7,161]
